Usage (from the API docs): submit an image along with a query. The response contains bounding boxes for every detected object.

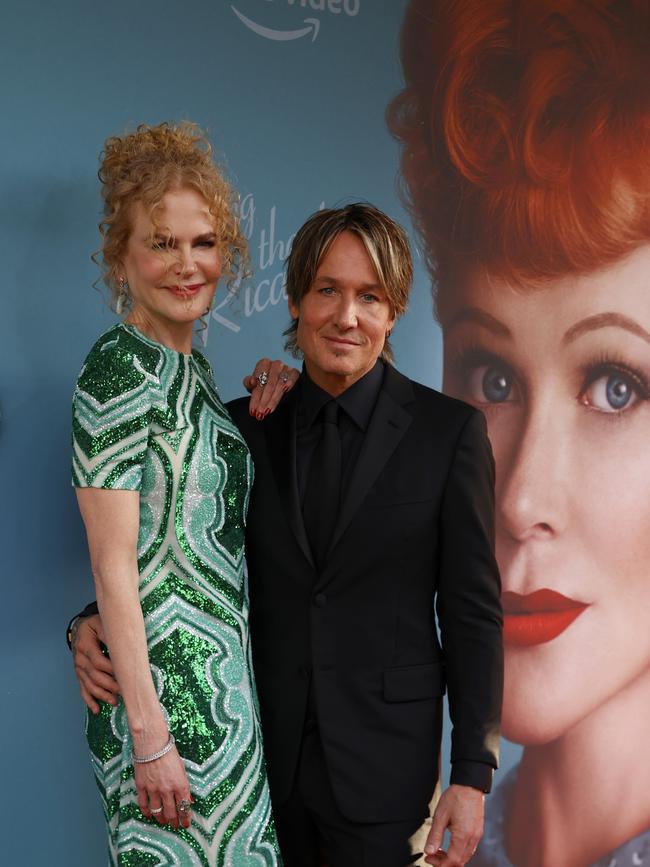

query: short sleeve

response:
[72,335,152,491]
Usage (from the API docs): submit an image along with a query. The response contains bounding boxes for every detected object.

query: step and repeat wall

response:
[1,1,647,864]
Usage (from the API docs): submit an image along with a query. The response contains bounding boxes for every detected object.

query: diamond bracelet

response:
[132,733,175,764]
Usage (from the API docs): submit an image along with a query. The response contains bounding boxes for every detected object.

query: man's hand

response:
[242,358,299,419]
[72,614,120,714]
[424,784,484,866]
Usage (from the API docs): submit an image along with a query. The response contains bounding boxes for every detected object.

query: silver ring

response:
[177,799,192,814]
[257,371,269,388]
[151,806,163,815]
[279,371,290,384]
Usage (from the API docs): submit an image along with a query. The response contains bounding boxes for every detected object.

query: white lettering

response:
[270,269,288,305]
[259,206,293,270]
[240,192,255,240]
[276,0,358,15]
[203,194,321,340]
[240,269,288,318]
[254,278,272,314]
[210,289,241,334]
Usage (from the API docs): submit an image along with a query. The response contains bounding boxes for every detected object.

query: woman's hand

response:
[76,488,191,828]
[135,742,193,830]
[243,358,299,419]
[72,614,120,713]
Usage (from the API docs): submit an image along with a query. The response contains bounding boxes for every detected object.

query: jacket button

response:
[313,592,327,607]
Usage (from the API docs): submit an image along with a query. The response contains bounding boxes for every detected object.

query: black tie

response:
[303,400,341,569]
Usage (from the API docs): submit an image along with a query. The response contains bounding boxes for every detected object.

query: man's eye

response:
[580,367,647,413]
[319,286,335,295]
[361,293,379,303]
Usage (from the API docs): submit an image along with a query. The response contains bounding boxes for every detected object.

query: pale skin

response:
[73,229,486,866]
[442,244,650,866]
[75,186,295,830]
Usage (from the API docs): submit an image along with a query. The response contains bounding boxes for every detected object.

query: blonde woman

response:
[72,122,283,864]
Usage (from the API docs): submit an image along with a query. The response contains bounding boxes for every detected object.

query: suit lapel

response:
[264,390,315,569]
[328,366,414,556]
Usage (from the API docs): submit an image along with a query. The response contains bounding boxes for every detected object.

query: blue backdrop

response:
[0,2,514,863]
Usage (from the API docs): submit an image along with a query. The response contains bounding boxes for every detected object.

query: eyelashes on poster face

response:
[449,346,520,407]
[450,345,649,415]
[579,357,649,414]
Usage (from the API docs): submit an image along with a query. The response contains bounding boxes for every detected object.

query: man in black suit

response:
[70,204,502,867]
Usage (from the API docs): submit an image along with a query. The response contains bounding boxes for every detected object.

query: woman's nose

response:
[173,247,198,275]
[497,405,570,543]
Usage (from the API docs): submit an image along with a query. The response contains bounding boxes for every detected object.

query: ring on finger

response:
[257,371,269,388]
[279,370,290,384]
[151,806,163,815]
[177,798,192,814]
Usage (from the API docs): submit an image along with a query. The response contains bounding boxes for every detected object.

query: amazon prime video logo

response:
[231,0,360,43]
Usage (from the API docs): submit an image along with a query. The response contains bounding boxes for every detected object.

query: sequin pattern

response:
[73,323,281,865]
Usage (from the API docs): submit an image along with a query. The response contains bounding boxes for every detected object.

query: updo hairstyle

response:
[96,121,248,310]
[387,0,650,313]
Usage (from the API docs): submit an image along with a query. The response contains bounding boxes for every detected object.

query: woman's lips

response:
[167,283,203,297]
[502,589,589,647]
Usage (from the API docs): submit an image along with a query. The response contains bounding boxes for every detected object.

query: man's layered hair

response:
[284,203,413,363]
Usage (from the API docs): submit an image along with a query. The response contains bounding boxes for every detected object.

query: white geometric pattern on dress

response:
[72,323,281,865]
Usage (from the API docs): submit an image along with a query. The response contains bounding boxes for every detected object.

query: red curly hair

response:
[387,0,650,307]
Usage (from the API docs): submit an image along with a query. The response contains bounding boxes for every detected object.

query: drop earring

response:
[116,277,129,315]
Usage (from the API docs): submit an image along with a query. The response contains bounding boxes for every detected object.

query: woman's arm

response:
[76,487,191,829]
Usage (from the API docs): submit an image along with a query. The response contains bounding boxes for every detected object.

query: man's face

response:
[289,231,395,395]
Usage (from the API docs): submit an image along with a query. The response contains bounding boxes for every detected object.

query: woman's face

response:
[442,244,650,744]
[121,187,221,335]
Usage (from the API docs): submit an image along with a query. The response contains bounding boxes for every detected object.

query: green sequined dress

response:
[72,323,281,866]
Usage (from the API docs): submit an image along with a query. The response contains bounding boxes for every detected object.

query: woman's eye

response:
[467,364,515,404]
[581,369,644,413]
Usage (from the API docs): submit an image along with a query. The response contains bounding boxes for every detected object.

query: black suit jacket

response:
[228,364,502,824]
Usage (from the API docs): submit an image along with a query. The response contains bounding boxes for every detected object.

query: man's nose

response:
[334,297,358,328]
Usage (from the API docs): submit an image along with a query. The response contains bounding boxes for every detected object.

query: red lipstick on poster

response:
[502,589,589,647]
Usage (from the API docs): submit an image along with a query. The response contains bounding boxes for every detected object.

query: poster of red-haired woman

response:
[389,2,650,865]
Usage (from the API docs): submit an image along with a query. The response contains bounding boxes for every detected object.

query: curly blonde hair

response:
[95,121,248,310]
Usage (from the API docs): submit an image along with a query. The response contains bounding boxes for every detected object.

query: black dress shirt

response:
[296,361,384,507]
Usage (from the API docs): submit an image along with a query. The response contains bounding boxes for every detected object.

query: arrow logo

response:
[231,6,321,42]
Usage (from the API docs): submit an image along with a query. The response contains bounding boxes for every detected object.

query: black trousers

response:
[273,722,427,867]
